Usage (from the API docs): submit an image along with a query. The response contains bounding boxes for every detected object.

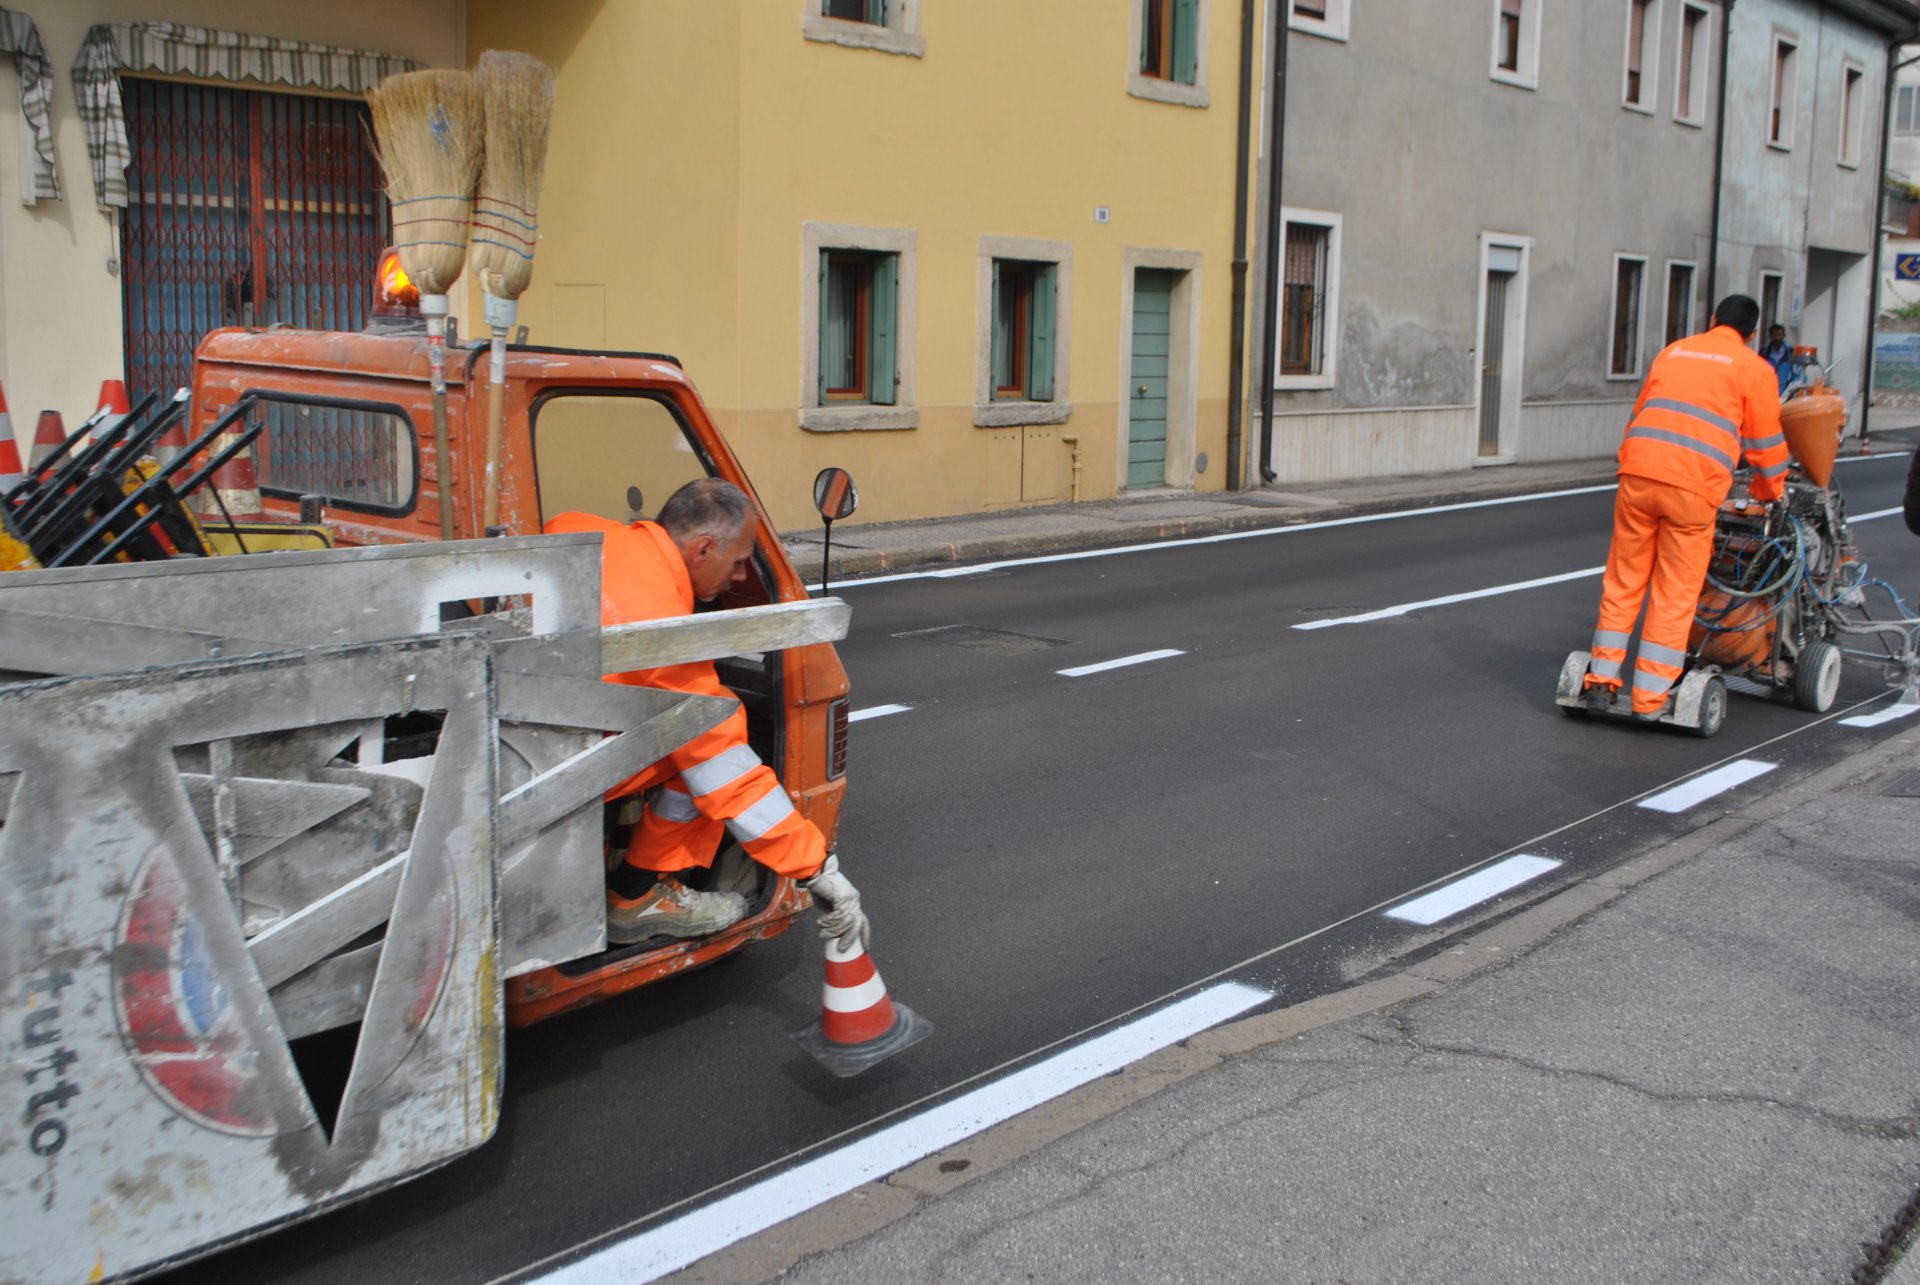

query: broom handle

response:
[424,297,456,542]
[483,330,507,531]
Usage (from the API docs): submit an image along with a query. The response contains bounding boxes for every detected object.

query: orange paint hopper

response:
[1779,384,1845,487]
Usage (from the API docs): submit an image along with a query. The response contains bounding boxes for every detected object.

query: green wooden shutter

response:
[867,0,887,23]
[869,254,897,406]
[1172,0,1199,84]
[1029,264,1057,402]
[990,261,1007,397]
[817,252,830,405]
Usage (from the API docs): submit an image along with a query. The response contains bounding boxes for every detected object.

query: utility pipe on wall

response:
[1225,0,1258,491]
[1706,0,1736,305]
[1256,0,1290,485]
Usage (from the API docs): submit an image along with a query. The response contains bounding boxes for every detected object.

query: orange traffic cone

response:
[197,437,265,520]
[94,379,131,447]
[0,382,21,495]
[791,937,932,1077]
[27,410,65,470]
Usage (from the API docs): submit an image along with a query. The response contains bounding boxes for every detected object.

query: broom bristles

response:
[469,51,557,304]
[368,69,483,296]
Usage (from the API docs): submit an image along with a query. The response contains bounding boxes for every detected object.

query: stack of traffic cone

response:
[790,937,933,1077]
[27,410,65,470]
[0,383,22,495]
[201,436,265,519]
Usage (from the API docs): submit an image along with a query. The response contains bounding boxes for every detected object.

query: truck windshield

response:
[531,392,711,525]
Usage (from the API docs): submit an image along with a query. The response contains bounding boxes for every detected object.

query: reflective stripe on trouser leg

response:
[1589,628,1630,684]
[629,786,726,874]
[1630,476,1718,714]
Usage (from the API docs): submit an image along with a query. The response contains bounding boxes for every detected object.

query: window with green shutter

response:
[1140,0,1198,85]
[818,250,898,406]
[991,259,1057,402]
[823,0,886,24]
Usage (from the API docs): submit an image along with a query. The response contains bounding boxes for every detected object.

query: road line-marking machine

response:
[1557,373,1920,737]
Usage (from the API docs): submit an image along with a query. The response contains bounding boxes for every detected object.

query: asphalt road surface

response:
[175,454,1920,1284]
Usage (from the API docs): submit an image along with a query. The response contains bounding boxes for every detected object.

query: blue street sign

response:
[1896,253,1920,281]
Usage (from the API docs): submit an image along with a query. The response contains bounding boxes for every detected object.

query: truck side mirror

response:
[811,467,858,596]
[812,467,858,522]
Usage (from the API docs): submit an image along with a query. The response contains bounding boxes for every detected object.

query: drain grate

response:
[1878,769,1920,798]
[892,624,1074,654]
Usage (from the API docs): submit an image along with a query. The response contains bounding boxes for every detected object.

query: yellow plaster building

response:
[0,0,1267,531]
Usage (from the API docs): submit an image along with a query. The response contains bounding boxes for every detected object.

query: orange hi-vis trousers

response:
[1588,473,1720,715]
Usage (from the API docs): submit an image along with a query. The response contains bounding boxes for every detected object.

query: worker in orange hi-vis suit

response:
[1586,294,1793,717]
[545,479,868,950]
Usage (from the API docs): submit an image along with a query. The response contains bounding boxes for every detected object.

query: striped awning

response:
[73,21,423,210]
[0,7,57,202]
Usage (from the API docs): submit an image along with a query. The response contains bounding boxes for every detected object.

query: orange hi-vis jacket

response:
[1619,325,1790,505]
[543,512,828,881]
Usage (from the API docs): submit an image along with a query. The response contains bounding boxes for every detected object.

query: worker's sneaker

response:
[607,878,748,945]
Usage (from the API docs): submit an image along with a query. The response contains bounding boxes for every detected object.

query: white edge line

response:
[848,704,911,722]
[1635,758,1777,813]
[815,484,1621,589]
[531,982,1272,1285]
[1294,567,1605,630]
[1056,648,1185,678]
[1383,854,1562,926]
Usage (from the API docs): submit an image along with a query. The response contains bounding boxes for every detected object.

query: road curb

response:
[662,720,1920,1284]
[780,471,1620,581]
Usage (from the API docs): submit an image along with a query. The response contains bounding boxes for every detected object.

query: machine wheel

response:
[1791,641,1842,713]
[1691,676,1728,739]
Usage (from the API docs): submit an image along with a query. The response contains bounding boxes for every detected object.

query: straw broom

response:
[368,69,483,542]
[469,51,556,532]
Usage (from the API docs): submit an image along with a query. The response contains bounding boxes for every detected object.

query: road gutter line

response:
[522,983,1272,1285]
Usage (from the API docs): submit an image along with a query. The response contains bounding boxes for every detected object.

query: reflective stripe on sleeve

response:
[727,784,797,844]
[1756,461,1789,479]
[1592,629,1630,651]
[1643,397,1739,439]
[1638,639,1687,668]
[648,788,701,824]
[1744,432,1786,451]
[680,744,763,797]
[1624,426,1736,473]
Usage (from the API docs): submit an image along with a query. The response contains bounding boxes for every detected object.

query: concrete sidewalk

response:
[685,721,1920,1285]
[782,423,1920,583]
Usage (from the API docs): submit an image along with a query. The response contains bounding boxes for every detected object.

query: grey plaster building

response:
[1251,0,1919,486]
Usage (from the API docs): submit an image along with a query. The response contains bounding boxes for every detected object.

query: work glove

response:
[802,853,870,954]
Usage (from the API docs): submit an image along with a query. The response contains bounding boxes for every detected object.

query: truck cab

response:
[189,326,852,1022]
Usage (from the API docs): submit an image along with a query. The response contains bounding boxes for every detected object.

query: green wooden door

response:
[1128,269,1174,489]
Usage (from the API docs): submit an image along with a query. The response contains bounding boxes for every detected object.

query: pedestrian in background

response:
[1759,324,1794,397]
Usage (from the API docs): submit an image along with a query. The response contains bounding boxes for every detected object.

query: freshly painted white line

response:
[1056,648,1185,677]
[1636,758,1776,813]
[1383,854,1561,926]
[531,982,1273,1285]
[1293,567,1605,630]
[848,703,911,722]
[1840,699,1920,728]
[1846,506,1903,522]
[820,484,1620,589]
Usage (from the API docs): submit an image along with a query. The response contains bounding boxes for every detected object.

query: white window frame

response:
[1673,1,1712,128]
[975,235,1074,427]
[1608,253,1650,381]
[1838,60,1867,170]
[1768,32,1799,152]
[1475,232,1533,462]
[1490,0,1542,92]
[1128,0,1213,109]
[1622,0,1661,114]
[1898,83,1920,136]
[1662,258,1698,347]
[1272,207,1342,392]
[801,0,925,58]
[800,222,919,432]
[1289,0,1349,43]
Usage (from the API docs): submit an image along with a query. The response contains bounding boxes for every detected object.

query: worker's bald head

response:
[659,479,756,601]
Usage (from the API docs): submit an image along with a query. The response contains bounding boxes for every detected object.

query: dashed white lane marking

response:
[528,982,1273,1285]
[848,703,911,722]
[1846,506,1904,522]
[1056,648,1185,677]
[1840,700,1920,728]
[1384,854,1562,925]
[821,485,1620,589]
[1293,567,1604,630]
[1636,758,1776,813]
